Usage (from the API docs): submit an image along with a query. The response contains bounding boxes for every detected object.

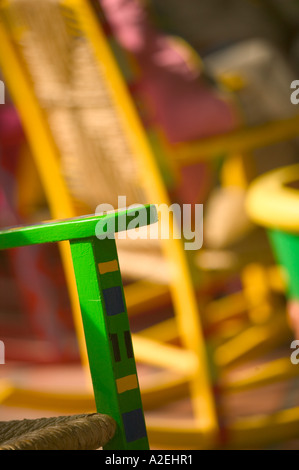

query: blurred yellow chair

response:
[1,0,299,449]
[246,164,299,315]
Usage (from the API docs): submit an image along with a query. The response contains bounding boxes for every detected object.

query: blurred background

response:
[1,0,299,450]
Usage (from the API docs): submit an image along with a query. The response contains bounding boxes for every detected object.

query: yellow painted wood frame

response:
[1,0,299,448]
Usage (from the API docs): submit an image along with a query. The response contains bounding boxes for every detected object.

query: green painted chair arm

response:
[0,204,158,250]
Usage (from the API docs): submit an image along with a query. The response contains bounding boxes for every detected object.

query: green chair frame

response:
[0,205,158,450]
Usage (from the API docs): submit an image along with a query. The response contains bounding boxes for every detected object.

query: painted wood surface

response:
[0,205,157,250]
[0,206,157,449]
[71,236,149,449]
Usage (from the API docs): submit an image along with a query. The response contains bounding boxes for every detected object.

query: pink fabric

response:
[101,0,237,144]
[100,0,239,205]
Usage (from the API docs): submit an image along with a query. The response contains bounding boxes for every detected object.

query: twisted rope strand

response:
[0,413,116,450]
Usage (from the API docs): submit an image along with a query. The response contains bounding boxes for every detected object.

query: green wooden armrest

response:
[0,204,158,450]
[0,204,157,250]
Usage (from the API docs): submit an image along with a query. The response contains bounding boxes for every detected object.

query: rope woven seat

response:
[0,413,116,450]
